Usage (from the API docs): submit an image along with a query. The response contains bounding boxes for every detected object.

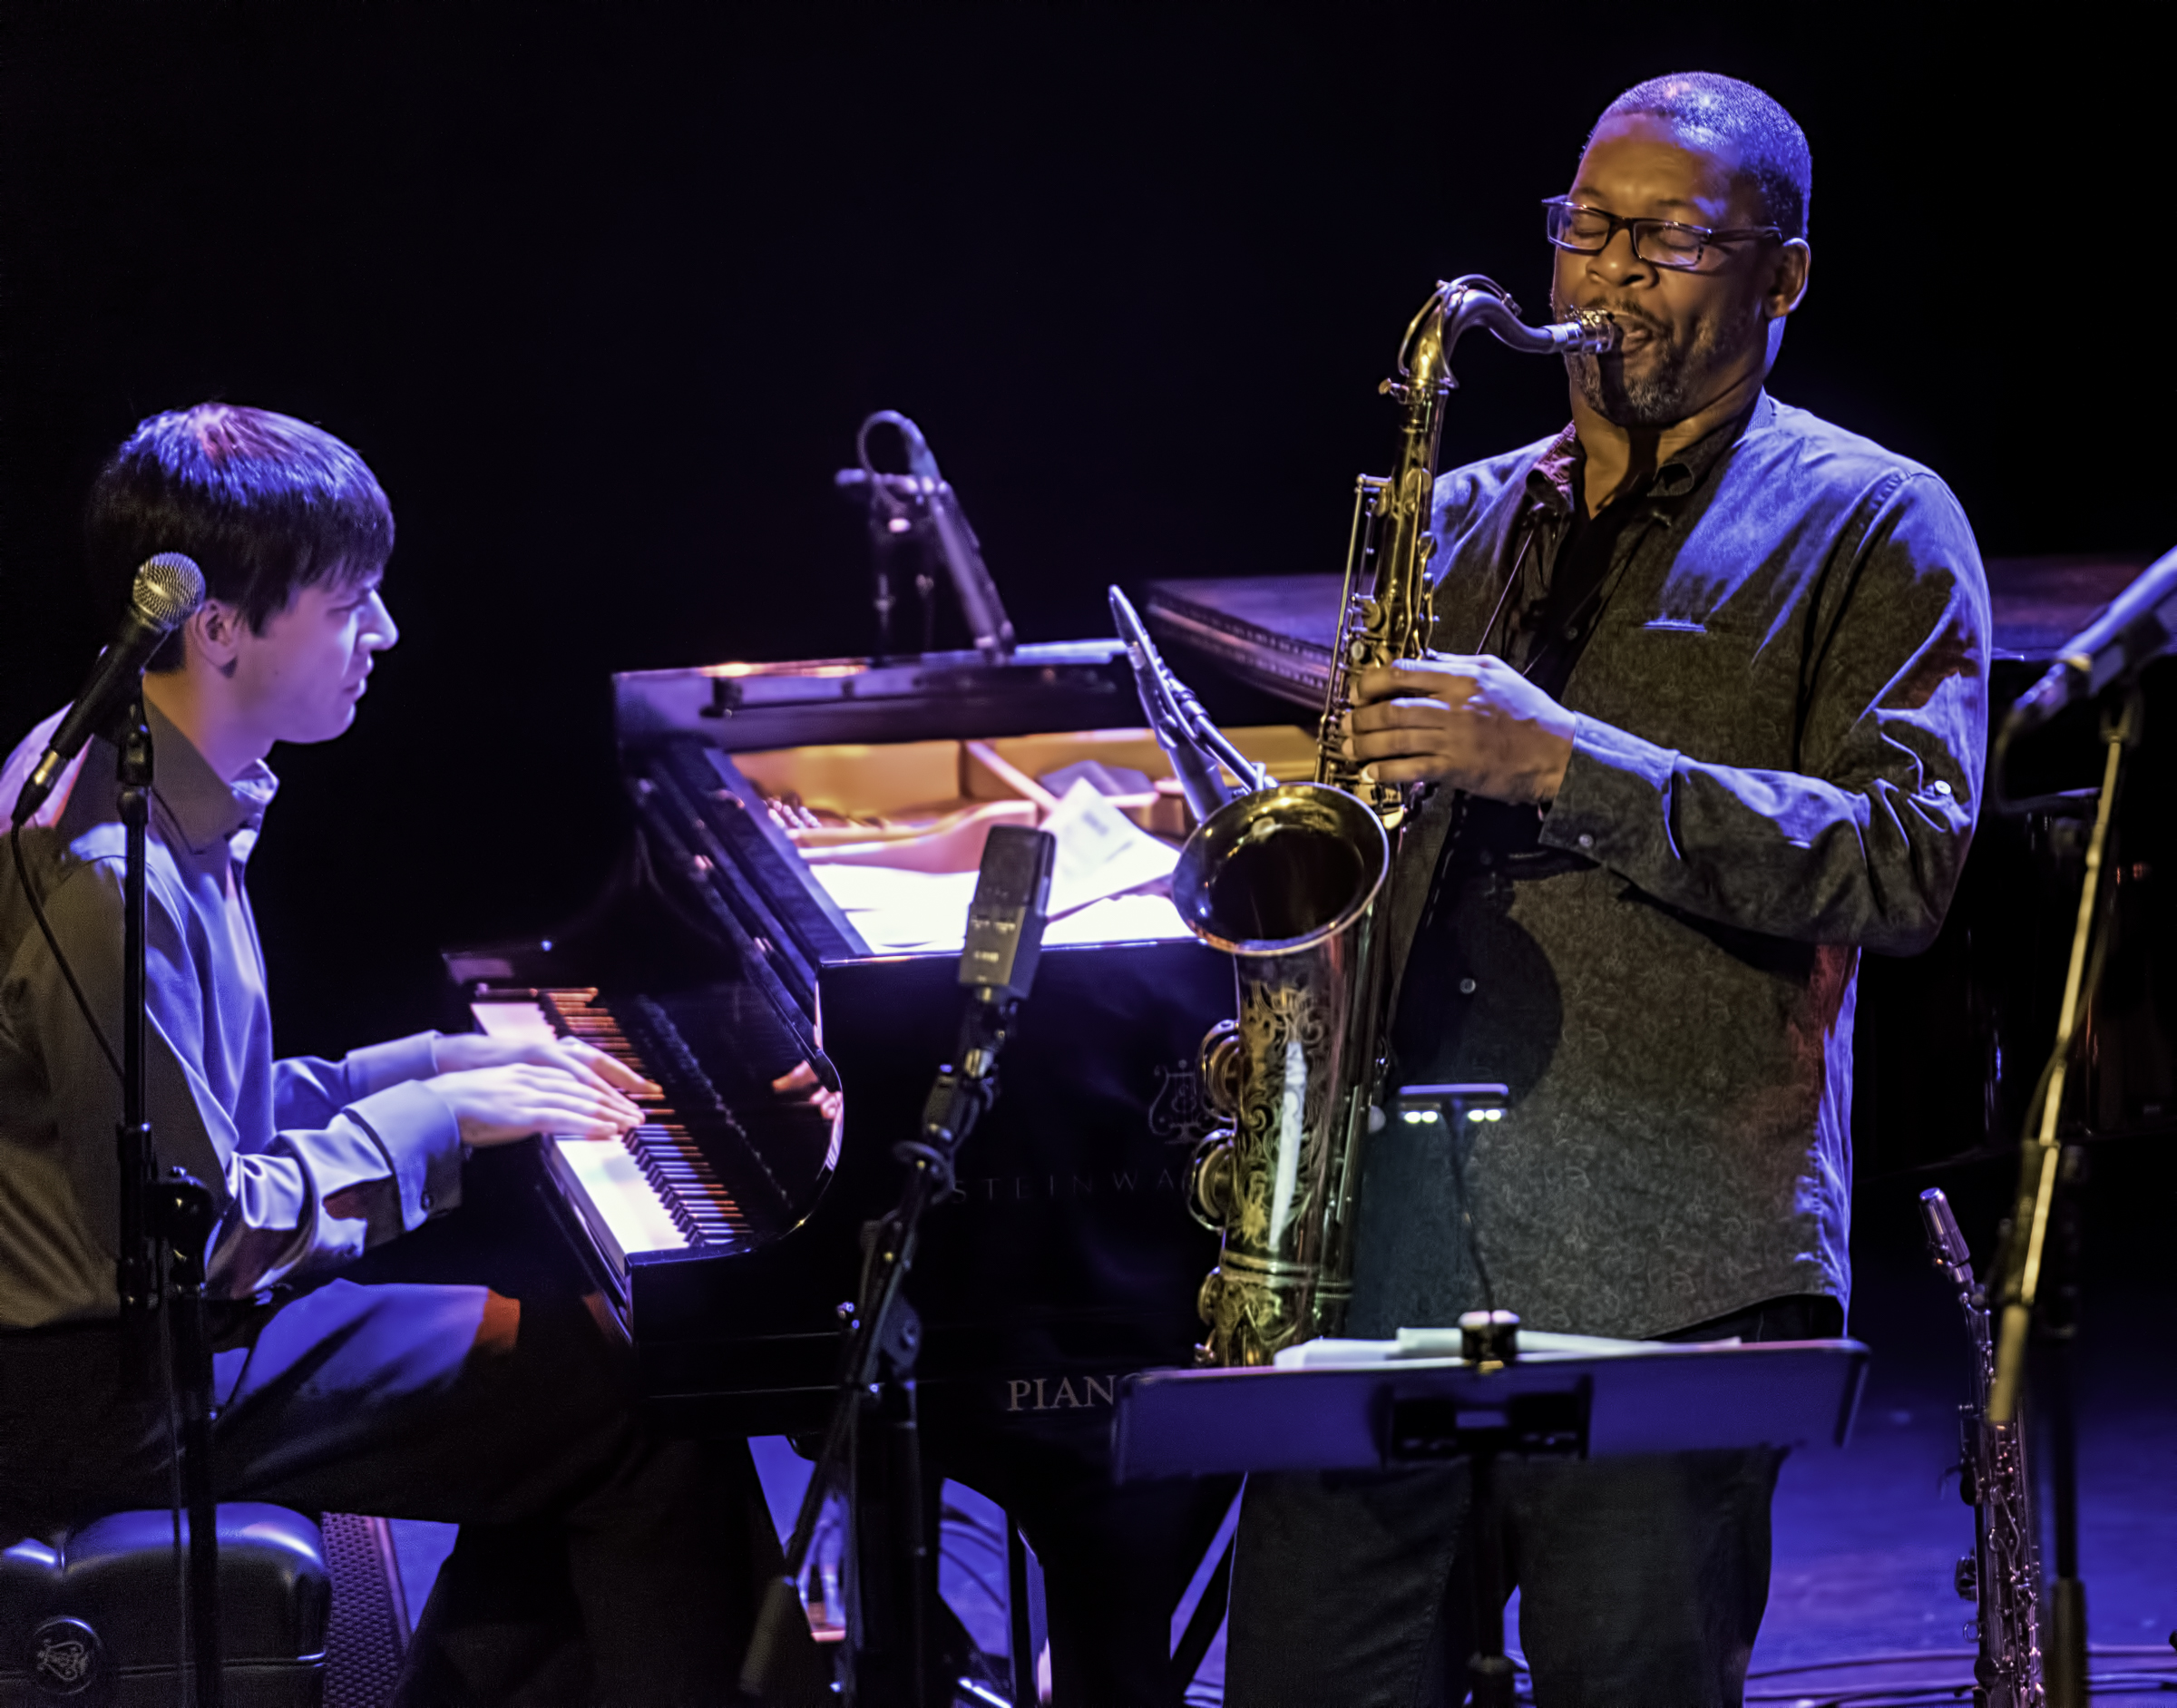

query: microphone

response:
[11,554,205,828]
[956,824,1055,1007]
[924,825,1056,1147]
[849,411,1017,663]
[743,823,1057,1703]
[2006,545,2177,737]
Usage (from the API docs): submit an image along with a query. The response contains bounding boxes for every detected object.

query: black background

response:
[0,1,2162,1072]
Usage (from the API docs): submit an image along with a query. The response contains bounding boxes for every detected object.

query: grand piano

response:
[441,635,1316,1699]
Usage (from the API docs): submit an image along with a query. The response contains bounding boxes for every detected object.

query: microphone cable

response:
[8,824,122,1082]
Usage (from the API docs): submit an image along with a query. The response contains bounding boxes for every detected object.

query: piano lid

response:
[615,640,1138,753]
[1140,556,2161,710]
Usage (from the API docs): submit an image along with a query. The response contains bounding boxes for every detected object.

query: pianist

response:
[0,404,822,1704]
[1225,76,1989,1703]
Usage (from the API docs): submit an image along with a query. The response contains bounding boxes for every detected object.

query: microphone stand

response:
[1987,685,2142,1708]
[113,696,224,1708]
[743,829,1054,1707]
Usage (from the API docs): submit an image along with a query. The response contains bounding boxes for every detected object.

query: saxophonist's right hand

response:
[1341,657,1577,805]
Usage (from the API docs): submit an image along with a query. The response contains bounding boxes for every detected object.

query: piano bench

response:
[0,1505,328,1707]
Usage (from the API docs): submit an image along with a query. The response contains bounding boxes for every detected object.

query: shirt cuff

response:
[342,1080,464,1231]
[341,1032,444,1100]
[1538,714,1678,866]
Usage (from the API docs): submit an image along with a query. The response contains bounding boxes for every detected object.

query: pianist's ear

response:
[181,600,247,681]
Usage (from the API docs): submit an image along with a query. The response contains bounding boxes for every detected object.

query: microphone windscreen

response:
[132,553,206,629]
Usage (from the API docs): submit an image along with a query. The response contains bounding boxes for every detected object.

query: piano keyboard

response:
[472,988,752,1275]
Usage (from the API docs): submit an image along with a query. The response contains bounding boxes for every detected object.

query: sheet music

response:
[811,777,1188,952]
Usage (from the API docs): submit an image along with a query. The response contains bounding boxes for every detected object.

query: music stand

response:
[1114,1335,1869,1705]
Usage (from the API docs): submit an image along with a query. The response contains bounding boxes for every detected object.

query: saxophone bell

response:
[1168,785,1391,1365]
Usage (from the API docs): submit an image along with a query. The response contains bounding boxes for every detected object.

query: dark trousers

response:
[0,1182,826,1707]
[1224,1294,1837,1708]
[1225,1447,1783,1708]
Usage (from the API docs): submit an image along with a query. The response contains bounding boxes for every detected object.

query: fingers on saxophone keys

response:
[1352,662,1440,703]
[1357,756,1443,787]
[1349,700,1452,749]
[1350,668,1403,705]
[1358,659,1487,706]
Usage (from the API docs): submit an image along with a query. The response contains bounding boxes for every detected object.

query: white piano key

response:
[553,1137,690,1259]
[471,998,561,1045]
[470,996,692,1264]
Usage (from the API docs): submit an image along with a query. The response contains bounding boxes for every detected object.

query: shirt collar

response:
[1524,389,1773,515]
[145,698,279,857]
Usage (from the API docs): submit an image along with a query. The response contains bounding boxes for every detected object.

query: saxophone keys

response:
[1198,1020,1245,1117]
[1187,1130,1238,1232]
[1196,1266,1225,1329]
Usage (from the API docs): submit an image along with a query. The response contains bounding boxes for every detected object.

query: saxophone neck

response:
[1393,277,1621,393]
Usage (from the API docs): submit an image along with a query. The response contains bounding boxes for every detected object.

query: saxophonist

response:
[1226,73,1988,1705]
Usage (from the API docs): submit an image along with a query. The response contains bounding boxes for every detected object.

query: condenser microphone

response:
[11,553,205,827]
[851,410,1017,662]
[956,825,1055,1005]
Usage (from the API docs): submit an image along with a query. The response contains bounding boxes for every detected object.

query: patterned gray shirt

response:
[1350,394,1989,1341]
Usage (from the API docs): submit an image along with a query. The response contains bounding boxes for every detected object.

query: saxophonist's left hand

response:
[1341,658,1577,805]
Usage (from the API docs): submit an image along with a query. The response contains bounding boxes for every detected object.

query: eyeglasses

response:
[1541,196,1781,271]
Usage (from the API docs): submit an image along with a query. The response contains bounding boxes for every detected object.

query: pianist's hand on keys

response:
[425,1035,655,1147]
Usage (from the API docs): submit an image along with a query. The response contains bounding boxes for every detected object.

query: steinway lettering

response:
[958,1169,1183,1203]
[1006,1375,1118,1412]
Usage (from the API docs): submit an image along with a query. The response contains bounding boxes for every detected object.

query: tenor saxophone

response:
[1921,1188,2045,1708]
[1170,279,1616,1367]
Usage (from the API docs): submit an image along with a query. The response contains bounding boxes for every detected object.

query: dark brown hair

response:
[85,404,395,671]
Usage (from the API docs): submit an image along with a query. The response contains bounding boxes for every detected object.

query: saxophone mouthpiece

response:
[1559,309,1620,354]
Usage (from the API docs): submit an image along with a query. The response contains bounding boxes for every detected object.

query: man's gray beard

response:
[1553,291,1750,429]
